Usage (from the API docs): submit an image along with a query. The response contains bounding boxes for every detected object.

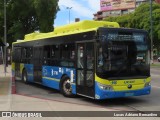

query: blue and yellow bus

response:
[12,20,151,99]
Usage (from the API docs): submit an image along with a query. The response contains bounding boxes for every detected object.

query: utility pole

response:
[4,0,7,75]
[150,0,153,64]
[66,7,72,24]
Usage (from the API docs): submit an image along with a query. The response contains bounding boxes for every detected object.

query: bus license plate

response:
[125,93,134,96]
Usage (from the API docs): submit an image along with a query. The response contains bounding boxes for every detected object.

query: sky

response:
[54,0,100,27]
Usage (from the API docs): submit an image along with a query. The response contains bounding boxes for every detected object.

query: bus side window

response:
[44,46,51,65]
[21,47,27,63]
[61,44,75,67]
[14,47,21,63]
[51,45,60,58]
[26,47,33,64]
[50,45,60,66]
[12,47,16,62]
[44,46,51,59]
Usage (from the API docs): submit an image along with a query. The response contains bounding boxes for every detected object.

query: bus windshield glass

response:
[97,29,150,79]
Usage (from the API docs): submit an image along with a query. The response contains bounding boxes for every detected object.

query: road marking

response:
[152,85,160,89]
[151,74,160,77]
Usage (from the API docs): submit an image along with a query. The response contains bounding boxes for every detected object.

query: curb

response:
[11,76,16,94]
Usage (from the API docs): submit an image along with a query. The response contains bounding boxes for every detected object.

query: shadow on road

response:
[15,80,150,111]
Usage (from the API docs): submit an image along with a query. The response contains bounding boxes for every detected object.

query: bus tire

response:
[60,76,74,97]
[22,70,28,84]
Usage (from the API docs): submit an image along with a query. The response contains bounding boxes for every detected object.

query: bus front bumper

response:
[95,84,151,100]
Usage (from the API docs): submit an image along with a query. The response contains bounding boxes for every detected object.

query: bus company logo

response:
[51,69,58,76]
[59,68,64,74]
[124,80,135,84]
[127,84,132,89]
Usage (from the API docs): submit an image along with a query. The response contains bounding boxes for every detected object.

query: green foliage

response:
[104,3,160,52]
[7,0,38,42]
[0,0,59,45]
[105,14,131,28]
[0,0,4,42]
[34,0,59,32]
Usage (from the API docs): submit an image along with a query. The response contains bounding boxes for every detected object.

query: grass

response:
[151,63,160,67]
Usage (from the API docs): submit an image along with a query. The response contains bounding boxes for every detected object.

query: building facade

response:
[94,0,151,20]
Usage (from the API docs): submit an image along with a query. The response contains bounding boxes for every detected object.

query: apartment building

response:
[94,0,149,20]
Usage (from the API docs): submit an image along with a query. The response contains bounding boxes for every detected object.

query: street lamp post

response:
[4,0,7,75]
[66,7,72,24]
[150,0,153,64]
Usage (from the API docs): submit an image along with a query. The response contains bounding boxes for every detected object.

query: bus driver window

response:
[98,47,103,67]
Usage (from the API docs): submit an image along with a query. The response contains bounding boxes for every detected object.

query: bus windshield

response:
[97,29,150,79]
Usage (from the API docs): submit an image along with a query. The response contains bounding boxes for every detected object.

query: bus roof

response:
[14,20,120,44]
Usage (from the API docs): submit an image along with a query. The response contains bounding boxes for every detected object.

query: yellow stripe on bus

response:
[20,63,24,74]
[12,62,15,71]
[43,77,60,82]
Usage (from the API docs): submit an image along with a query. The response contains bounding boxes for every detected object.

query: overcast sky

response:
[54,0,100,26]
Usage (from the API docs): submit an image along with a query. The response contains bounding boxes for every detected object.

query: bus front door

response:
[33,47,43,83]
[76,42,95,98]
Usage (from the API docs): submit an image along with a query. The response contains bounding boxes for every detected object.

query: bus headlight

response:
[98,83,113,91]
[144,82,151,87]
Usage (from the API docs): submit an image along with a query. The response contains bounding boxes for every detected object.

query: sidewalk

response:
[0,65,11,112]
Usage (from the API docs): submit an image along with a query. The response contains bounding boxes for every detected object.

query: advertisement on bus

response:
[100,0,135,11]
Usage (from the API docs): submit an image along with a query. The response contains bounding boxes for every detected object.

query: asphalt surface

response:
[15,66,160,111]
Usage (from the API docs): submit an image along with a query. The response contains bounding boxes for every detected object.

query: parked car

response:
[158,57,160,62]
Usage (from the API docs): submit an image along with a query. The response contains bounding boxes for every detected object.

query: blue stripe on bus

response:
[71,84,76,94]
[42,66,76,94]
[12,70,15,76]
[95,81,151,99]
[23,64,77,94]
[24,64,34,82]
[42,77,60,90]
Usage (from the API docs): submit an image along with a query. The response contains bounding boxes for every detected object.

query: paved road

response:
[15,67,160,111]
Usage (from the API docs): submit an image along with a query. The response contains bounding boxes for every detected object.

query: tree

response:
[104,14,131,28]
[7,0,38,41]
[34,0,59,32]
[130,3,160,53]
[0,0,4,42]
[0,0,59,45]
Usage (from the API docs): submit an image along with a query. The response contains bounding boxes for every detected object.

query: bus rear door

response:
[33,46,43,83]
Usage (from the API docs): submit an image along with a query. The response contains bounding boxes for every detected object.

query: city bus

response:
[12,20,151,100]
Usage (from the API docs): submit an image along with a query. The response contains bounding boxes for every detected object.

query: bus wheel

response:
[60,76,73,97]
[22,70,28,84]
